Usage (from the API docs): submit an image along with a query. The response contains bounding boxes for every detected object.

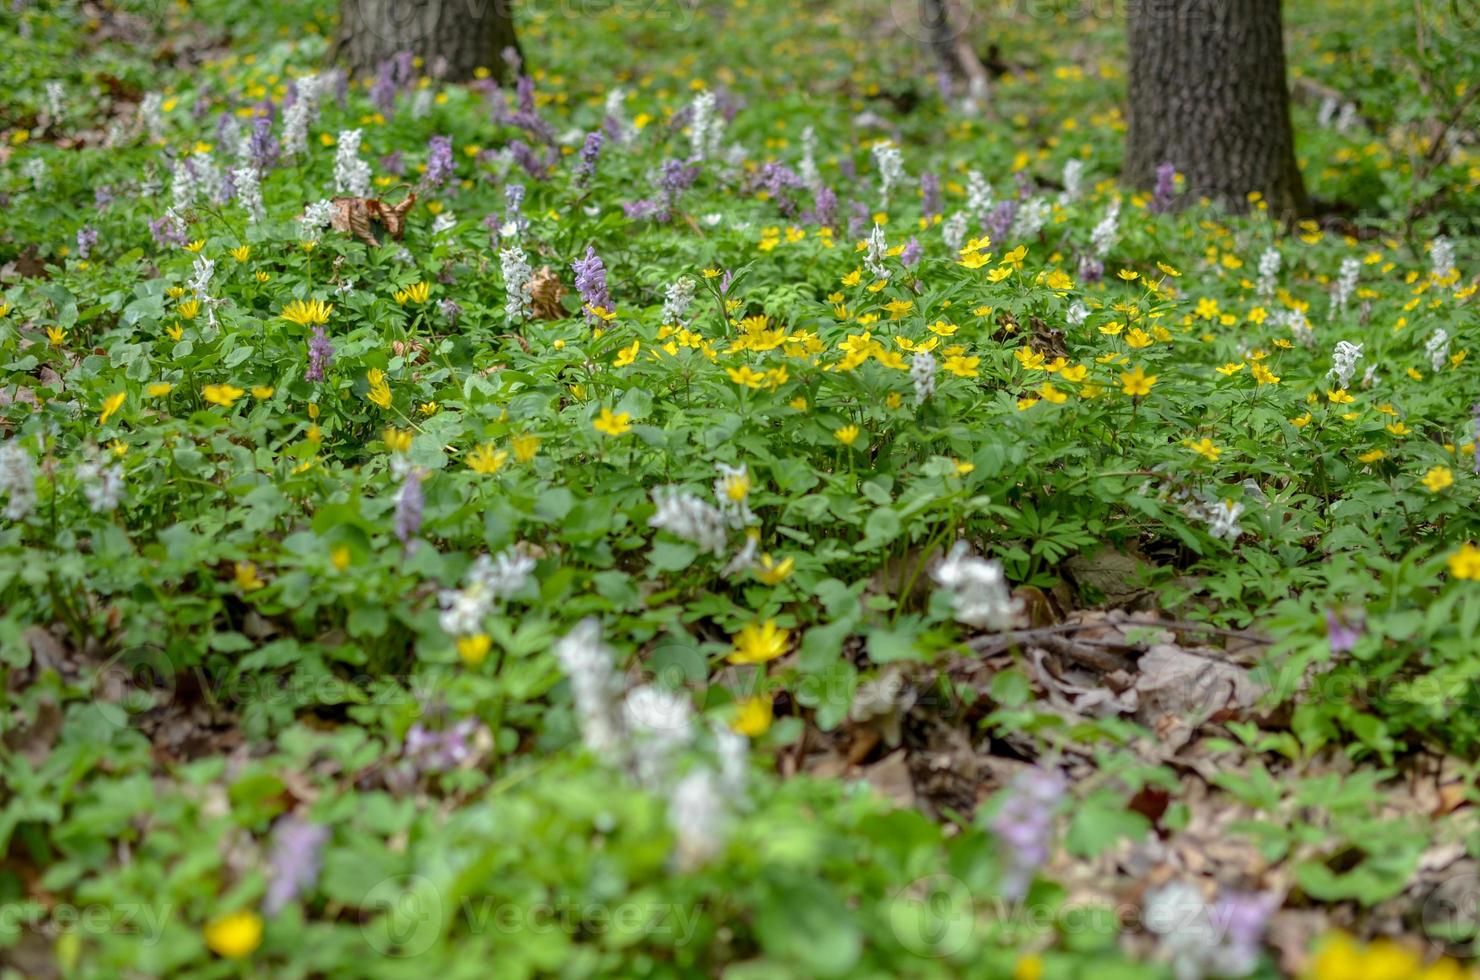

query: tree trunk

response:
[1125,0,1309,217]
[920,0,991,96]
[335,0,520,84]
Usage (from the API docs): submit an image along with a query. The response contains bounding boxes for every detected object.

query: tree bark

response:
[335,0,520,84]
[920,0,991,96]
[1125,0,1309,217]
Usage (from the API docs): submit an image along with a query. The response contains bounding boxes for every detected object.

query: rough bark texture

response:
[1125,0,1309,217]
[920,0,990,93]
[336,0,520,84]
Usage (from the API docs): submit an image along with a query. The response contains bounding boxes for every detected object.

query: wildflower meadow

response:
[1,0,1478,977]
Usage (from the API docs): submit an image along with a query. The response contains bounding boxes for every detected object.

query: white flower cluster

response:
[22,158,48,193]
[76,455,124,514]
[281,73,323,157]
[712,463,756,529]
[931,541,1024,632]
[139,93,165,141]
[431,211,457,235]
[661,275,697,326]
[864,223,890,281]
[688,90,721,162]
[1145,882,1272,980]
[298,198,335,242]
[1089,197,1120,258]
[233,165,264,223]
[499,242,533,321]
[797,125,820,189]
[872,140,904,208]
[44,81,65,120]
[1067,301,1091,327]
[1327,340,1363,389]
[911,351,936,405]
[1431,236,1457,283]
[1181,494,1244,542]
[942,211,968,252]
[437,547,536,636]
[1426,328,1451,372]
[1011,197,1050,242]
[965,170,992,225]
[1255,247,1281,298]
[649,486,729,555]
[1279,306,1313,347]
[333,129,371,197]
[1059,158,1084,203]
[1329,257,1360,318]
[0,443,37,521]
[551,618,749,870]
[603,87,636,146]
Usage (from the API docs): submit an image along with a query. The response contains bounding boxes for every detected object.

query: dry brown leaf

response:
[529,266,566,320]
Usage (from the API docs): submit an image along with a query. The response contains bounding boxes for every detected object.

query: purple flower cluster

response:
[423,135,454,188]
[571,245,611,319]
[757,162,805,218]
[148,212,187,248]
[1078,255,1104,283]
[803,184,838,230]
[76,226,98,260]
[625,159,699,222]
[371,51,415,115]
[920,172,941,220]
[403,718,484,774]
[263,817,328,916]
[990,766,1066,898]
[900,237,922,268]
[846,199,870,238]
[1151,162,1177,213]
[1325,608,1364,654]
[379,150,405,176]
[247,115,278,172]
[575,130,603,186]
[986,199,1018,242]
[306,326,334,383]
[509,139,550,180]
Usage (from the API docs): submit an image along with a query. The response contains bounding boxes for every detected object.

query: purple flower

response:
[623,199,662,221]
[838,158,857,182]
[990,766,1066,898]
[403,718,483,775]
[394,469,424,547]
[306,326,334,383]
[423,135,453,188]
[804,184,838,230]
[148,212,187,248]
[920,172,941,220]
[571,245,611,320]
[986,199,1018,242]
[94,185,115,209]
[515,74,535,114]
[1473,403,1480,474]
[247,116,278,172]
[379,150,405,176]
[262,817,328,916]
[758,162,805,218]
[76,226,98,260]
[900,237,922,268]
[846,199,870,239]
[503,183,526,232]
[509,139,549,180]
[1077,255,1104,283]
[439,298,462,326]
[1151,162,1177,213]
[1325,609,1364,654]
[575,131,603,185]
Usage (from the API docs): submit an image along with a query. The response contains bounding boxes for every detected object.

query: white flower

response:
[602,86,635,145]
[668,767,728,870]
[1431,235,1457,283]
[1256,247,1281,298]
[233,165,264,223]
[76,455,124,514]
[649,486,729,555]
[280,74,322,157]
[553,619,623,756]
[872,140,904,208]
[1067,301,1090,327]
[1329,256,1360,318]
[139,92,165,141]
[499,243,533,322]
[623,683,694,788]
[1090,198,1120,258]
[942,211,968,252]
[0,443,38,521]
[931,542,1024,632]
[431,211,456,235]
[1326,340,1363,389]
[1012,197,1051,241]
[798,125,820,189]
[299,198,335,242]
[965,170,992,223]
[661,276,697,326]
[864,223,890,281]
[911,351,936,405]
[436,548,534,636]
[333,129,371,197]
[712,463,756,529]
[1426,328,1451,372]
[1060,158,1085,204]
[688,90,719,162]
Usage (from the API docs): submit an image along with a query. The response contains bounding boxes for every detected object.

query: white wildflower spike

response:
[911,351,936,405]
[0,443,38,521]
[76,454,124,514]
[864,223,890,281]
[1060,158,1085,203]
[1256,247,1281,298]
[668,767,728,871]
[333,129,371,197]
[942,211,968,252]
[622,684,694,788]
[965,170,993,224]
[872,140,904,209]
[1426,328,1451,372]
[499,242,533,322]
[233,165,264,223]
[1329,257,1360,318]
[661,276,697,326]
[798,125,820,190]
[552,619,623,756]
[436,548,535,636]
[931,541,1024,632]
[649,486,729,555]
[280,74,322,157]
[1090,198,1120,258]
[1012,197,1050,241]
[1327,341,1363,389]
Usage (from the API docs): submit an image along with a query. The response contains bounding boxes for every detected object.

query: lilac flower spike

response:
[571,245,611,321]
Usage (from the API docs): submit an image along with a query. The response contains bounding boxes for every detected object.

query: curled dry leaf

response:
[327,192,417,247]
[528,265,566,320]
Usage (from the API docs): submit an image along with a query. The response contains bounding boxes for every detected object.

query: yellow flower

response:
[331,545,352,571]
[147,382,174,397]
[754,554,794,585]
[183,239,205,253]
[1125,327,1153,349]
[1014,954,1044,980]
[593,407,632,436]
[99,391,127,425]
[457,633,492,666]
[614,340,641,367]
[1358,449,1386,464]
[1448,543,1480,580]
[728,621,790,664]
[942,354,979,378]
[234,562,265,591]
[366,370,392,409]
[393,281,431,305]
[379,427,411,454]
[1291,412,1313,428]
[1215,362,1245,376]
[177,299,201,320]
[46,325,67,346]
[204,910,263,959]
[466,442,509,474]
[512,433,541,462]
[1250,363,1280,385]
[732,696,773,736]
[1038,382,1068,404]
[834,424,861,447]
[1423,466,1454,493]
[1119,365,1157,397]
[280,299,333,326]
[203,383,245,407]
[1327,388,1355,405]
[727,364,767,389]
[1117,269,1139,281]
[1186,437,1221,462]
[251,386,274,400]
[166,322,184,342]
[229,245,251,262]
